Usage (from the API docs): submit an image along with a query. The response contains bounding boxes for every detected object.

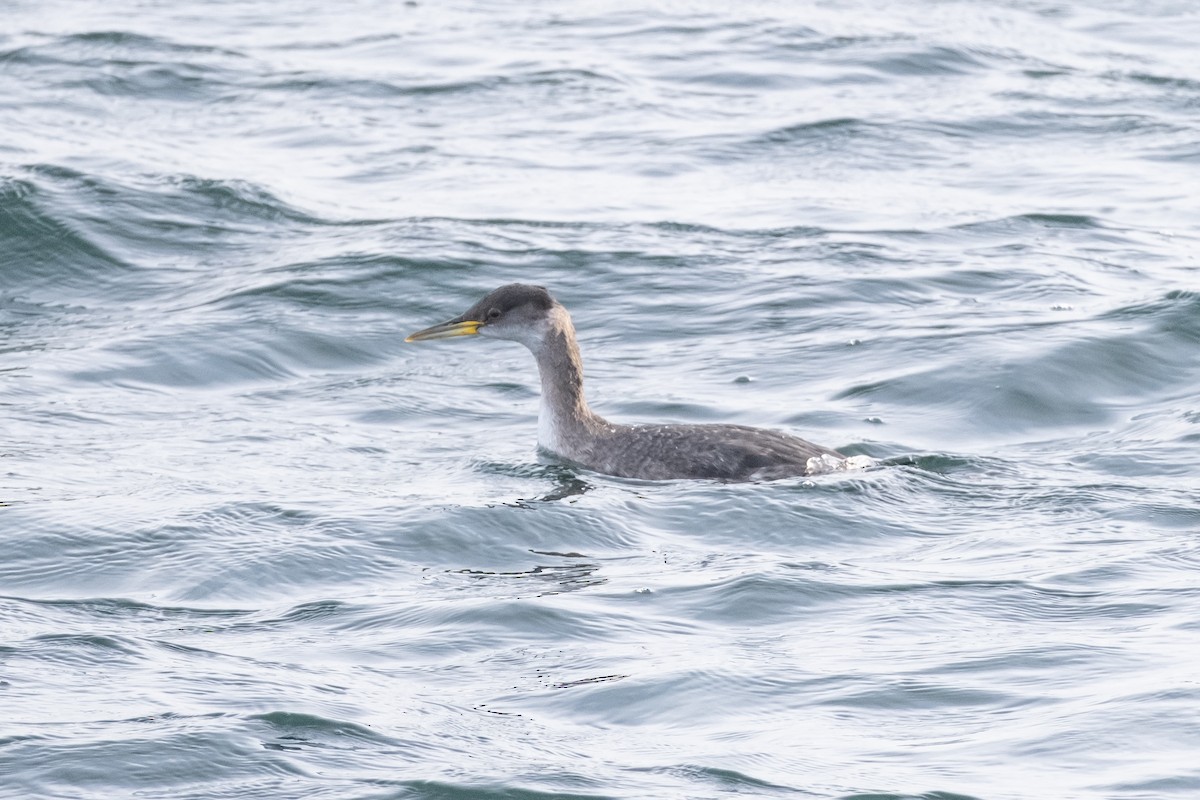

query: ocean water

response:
[2,1,1199,798]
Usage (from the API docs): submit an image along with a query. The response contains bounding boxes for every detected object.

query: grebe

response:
[406,283,847,481]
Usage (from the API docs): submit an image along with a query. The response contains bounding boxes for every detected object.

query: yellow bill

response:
[405,319,482,342]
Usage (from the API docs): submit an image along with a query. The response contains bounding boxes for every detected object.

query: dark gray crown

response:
[465,283,556,320]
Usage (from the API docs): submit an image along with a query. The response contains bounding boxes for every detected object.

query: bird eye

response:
[487,308,502,320]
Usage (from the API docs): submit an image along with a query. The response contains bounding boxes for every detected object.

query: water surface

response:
[2,1,1199,798]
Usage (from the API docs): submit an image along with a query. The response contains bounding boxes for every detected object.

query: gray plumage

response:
[406,283,846,482]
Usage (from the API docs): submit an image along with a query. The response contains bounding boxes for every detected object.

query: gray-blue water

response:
[3,2,1199,798]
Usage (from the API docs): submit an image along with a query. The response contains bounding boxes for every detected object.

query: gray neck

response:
[534,307,604,454]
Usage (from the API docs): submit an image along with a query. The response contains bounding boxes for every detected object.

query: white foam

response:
[806,453,877,475]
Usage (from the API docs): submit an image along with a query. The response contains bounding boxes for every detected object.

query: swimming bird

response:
[406,283,847,481]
